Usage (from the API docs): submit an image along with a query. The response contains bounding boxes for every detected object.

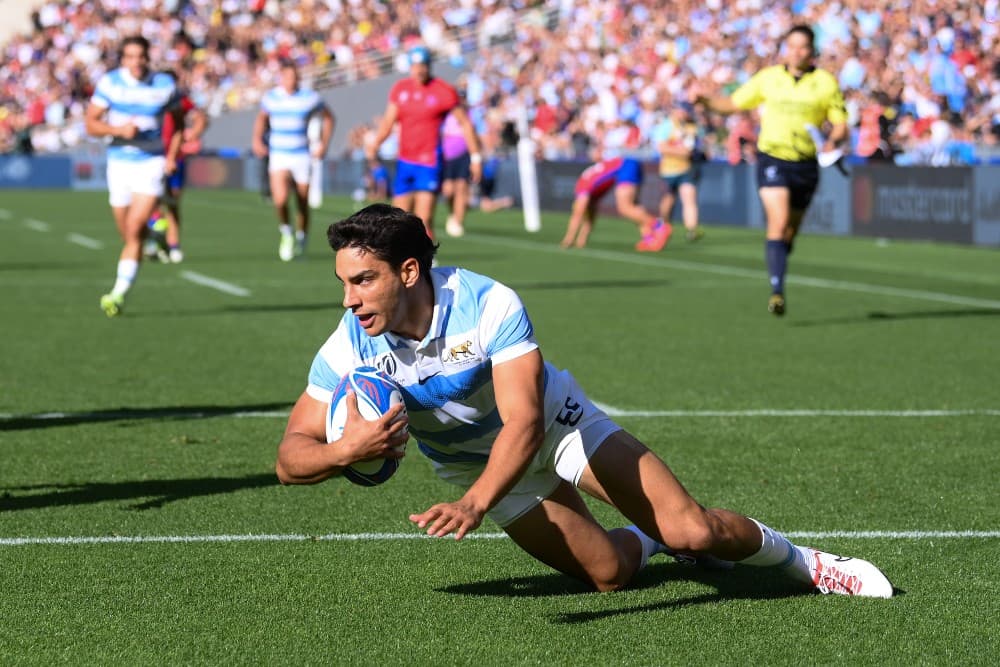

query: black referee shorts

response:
[756,152,819,211]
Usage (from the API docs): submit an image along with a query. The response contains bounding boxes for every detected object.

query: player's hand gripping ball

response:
[326,366,407,486]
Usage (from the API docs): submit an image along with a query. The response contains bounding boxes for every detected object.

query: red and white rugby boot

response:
[808,548,894,598]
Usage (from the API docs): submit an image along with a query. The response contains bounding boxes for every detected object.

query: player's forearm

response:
[165,131,183,162]
[275,433,347,485]
[85,117,122,139]
[189,110,208,138]
[698,96,739,115]
[827,123,848,147]
[460,418,544,514]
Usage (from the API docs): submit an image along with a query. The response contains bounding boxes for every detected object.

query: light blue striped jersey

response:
[91,68,178,161]
[306,267,564,464]
[261,87,325,155]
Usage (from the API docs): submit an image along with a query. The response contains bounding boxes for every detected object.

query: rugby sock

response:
[623,525,667,569]
[111,258,139,297]
[295,229,306,242]
[739,518,812,582]
[765,240,788,294]
[279,224,293,238]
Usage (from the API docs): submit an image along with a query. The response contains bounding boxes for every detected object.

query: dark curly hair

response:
[327,203,438,278]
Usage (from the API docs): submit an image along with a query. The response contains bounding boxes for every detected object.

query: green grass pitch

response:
[1,189,998,664]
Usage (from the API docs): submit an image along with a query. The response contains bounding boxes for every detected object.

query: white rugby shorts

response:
[430,368,621,527]
[268,152,313,185]
[107,156,165,207]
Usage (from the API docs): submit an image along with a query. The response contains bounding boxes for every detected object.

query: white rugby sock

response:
[623,525,667,570]
[279,224,292,237]
[739,518,812,582]
[111,258,138,297]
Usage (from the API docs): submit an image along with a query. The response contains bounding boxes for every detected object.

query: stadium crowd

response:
[2,0,999,165]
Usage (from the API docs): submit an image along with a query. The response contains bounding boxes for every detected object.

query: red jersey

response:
[389,77,459,166]
[162,96,196,154]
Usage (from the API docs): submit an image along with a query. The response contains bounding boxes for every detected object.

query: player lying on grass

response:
[275,203,893,598]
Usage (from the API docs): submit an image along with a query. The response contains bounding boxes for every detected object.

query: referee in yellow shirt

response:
[694,25,847,316]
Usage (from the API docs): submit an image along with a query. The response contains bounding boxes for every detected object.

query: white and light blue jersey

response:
[306,267,566,465]
[91,68,177,161]
[261,87,325,155]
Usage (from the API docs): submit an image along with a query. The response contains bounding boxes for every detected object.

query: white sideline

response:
[1,530,997,547]
[468,234,1000,311]
[591,403,1000,418]
[2,406,999,423]
[180,270,251,297]
[66,233,103,250]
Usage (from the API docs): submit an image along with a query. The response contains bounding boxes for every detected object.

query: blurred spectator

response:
[3,0,1000,164]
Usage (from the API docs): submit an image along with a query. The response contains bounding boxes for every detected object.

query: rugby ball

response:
[327,366,407,486]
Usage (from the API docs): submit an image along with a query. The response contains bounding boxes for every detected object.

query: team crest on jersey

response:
[399,91,410,103]
[444,340,477,364]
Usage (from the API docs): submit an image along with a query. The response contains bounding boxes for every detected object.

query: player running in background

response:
[653,105,705,242]
[145,69,208,264]
[559,156,672,251]
[252,60,334,261]
[275,203,894,599]
[440,106,472,238]
[364,46,482,241]
[85,35,183,317]
[693,24,847,316]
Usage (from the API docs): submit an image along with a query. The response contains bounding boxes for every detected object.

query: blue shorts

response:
[617,158,643,186]
[442,152,471,181]
[660,167,700,194]
[166,160,186,191]
[756,152,819,210]
[394,159,442,195]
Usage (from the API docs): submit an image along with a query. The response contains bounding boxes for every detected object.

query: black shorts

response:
[756,152,819,211]
[442,152,471,181]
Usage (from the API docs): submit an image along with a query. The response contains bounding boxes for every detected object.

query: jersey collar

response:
[784,64,816,81]
[384,268,451,352]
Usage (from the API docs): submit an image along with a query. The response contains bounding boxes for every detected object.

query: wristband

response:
[470,153,482,164]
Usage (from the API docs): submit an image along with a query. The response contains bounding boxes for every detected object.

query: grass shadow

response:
[0,402,291,431]
[0,472,278,511]
[438,561,807,621]
[792,308,1000,327]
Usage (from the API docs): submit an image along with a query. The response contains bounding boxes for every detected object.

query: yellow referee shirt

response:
[730,65,846,161]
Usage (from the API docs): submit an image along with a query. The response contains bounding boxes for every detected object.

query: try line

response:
[2,407,998,424]
[2,530,997,547]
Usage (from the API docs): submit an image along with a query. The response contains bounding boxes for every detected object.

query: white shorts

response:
[268,152,313,185]
[431,369,622,527]
[107,156,165,207]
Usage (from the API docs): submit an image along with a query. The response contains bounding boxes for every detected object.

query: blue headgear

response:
[408,46,432,66]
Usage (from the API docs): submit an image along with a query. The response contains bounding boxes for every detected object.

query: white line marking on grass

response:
[0,209,11,220]
[180,270,251,297]
[67,233,104,250]
[468,234,1000,310]
[1,530,997,547]
[3,407,999,425]
[23,218,50,232]
[591,403,1000,418]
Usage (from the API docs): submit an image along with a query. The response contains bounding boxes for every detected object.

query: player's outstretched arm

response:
[409,350,545,539]
[275,390,407,485]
